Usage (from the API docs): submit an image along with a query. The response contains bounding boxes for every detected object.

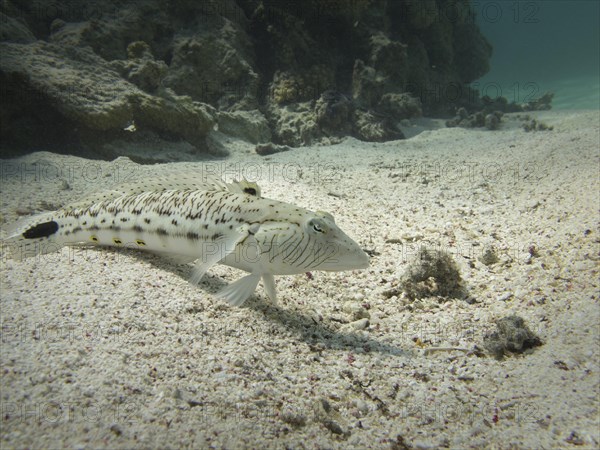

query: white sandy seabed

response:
[0,110,598,449]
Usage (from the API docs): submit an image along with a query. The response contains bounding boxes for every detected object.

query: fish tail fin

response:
[1,213,63,261]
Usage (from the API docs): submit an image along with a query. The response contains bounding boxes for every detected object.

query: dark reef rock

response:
[267,102,321,147]
[0,12,36,42]
[217,110,271,143]
[378,93,422,120]
[522,92,554,111]
[255,142,290,156]
[445,91,554,131]
[161,13,259,110]
[111,41,168,93]
[446,108,503,130]
[399,248,465,300]
[315,90,354,136]
[46,2,168,61]
[521,117,554,132]
[483,315,543,359]
[353,109,405,142]
[1,0,496,159]
[484,113,500,130]
[369,32,409,86]
[352,59,386,110]
[0,41,215,155]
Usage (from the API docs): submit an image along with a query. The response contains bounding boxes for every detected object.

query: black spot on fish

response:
[133,225,143,233]
[89,225,99,231]
[23,221,59,239]
[203,224,208,229]
[211,233,223,240]
[72,226,82,234]
[156,228,168,236]
[144,218,151,224]
[120,217,128,222]
[171,219,178,226]
[101,219,106,224]
[187,232,199,240]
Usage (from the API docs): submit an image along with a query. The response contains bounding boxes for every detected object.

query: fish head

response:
[255,211,369,275]
[302,211,369,272]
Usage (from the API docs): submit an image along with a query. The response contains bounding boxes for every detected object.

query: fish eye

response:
[309,219,325,233]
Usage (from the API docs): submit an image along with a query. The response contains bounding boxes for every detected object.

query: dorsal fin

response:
[227,178,262,197]
[68,172,261,209]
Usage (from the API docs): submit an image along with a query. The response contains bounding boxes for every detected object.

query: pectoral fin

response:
[216,273,261,306]
[262,273,277,303]
[189,230,247,285]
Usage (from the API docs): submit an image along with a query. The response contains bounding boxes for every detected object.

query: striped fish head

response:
[305,211,369,271]
[257,211,369,275]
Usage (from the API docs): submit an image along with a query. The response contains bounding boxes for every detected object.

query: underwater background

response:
[1,2,599,449]
[0,0,597,160]
[477,0,599,110]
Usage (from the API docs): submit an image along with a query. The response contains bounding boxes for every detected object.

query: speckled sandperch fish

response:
[2,172,369,306]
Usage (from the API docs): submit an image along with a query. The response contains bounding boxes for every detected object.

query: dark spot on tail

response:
[23,221,59,239]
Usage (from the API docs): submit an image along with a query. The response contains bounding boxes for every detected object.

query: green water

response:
[476,0,599,110]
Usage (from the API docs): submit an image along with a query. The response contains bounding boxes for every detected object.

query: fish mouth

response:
[353,251,370,269]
